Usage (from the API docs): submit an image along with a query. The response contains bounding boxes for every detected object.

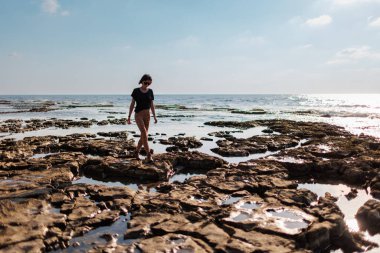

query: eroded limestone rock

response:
[0,199,67,251]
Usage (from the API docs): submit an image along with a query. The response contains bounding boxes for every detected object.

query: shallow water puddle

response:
[267,208,306,220]
[74,175,158,193]
[221,196,242,205]
[221,150,278,164]
[260,208,312,234]
[50,206,61,214]
[74,176,130,188]
[296,138,309,148]
[231,126,268,138]
[169,237,186,245]
[31,152,60,158]
[269,156,306,163]
[230,211,252,222]
[52,214,132,252]
[299,183,380,248]
[283,220,309,230]
[266,208,310,231]
[238,201,261,210]
[226,205,312,235]
[316,144,332,152]
[189,195,208,203]
[169,173,202,183]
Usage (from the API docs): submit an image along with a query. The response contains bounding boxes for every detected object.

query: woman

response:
[127,74,157,162]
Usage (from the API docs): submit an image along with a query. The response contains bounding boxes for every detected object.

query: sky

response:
[1,0,380,94]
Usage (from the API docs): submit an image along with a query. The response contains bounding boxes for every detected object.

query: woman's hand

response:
[127,117,132,124]
[154,116,158,124]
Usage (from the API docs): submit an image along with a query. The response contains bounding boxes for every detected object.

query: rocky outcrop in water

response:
[159,136,203,152]
[0,118,131,134]
[211,135,300,157]
[0,119,379,252]
[206,120,380,200]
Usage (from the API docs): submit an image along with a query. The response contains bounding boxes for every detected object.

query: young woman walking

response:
[127,74,157,162]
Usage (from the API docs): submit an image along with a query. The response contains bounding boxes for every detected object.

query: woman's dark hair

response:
[139,74,152,84]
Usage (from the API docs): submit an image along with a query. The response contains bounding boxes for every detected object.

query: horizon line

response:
[1,93,380,96]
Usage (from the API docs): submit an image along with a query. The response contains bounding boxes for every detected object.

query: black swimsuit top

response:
[131,88,154,113]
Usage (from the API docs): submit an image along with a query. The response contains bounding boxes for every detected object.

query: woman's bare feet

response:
[145,155,154,163]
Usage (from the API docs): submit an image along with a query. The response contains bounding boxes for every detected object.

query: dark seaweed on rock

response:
[230,108,267,115]
[204,120,259,129]
[0,100,58,114]
[155,104,196,111]
[0,118,131,135]
[66,104,114,108]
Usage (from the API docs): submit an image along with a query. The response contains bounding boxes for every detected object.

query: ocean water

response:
[1,94,380,250]
[1,94,380,137]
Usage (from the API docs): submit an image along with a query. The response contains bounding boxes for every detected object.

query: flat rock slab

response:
[82,151,226,183]
[0,199,67,251]
[83,157,174,181]
[159,136,203,151]
[212,135,300,157]
[154,151,227,172]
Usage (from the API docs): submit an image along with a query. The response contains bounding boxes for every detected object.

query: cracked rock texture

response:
[0,119,379,252]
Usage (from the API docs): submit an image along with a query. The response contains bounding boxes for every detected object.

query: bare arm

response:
[127,99,135,124]
[151,101,157,123]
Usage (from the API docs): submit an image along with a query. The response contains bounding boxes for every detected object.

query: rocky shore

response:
[0,119,379,252]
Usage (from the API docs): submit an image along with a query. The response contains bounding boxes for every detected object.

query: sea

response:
[1,94,379,251]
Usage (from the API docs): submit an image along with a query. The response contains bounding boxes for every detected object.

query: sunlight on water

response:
[305,94,380,108]
[298,183,380,247]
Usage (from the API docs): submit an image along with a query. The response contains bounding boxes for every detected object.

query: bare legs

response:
[135,110,152,161]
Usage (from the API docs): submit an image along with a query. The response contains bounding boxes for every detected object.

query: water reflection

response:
[298,182,379,249]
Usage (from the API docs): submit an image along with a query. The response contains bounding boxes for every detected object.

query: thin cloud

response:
[300,44,313,49]
[369,17,380,27]
[8,52,22,59]
[41,0,69,16]
[327,46,380,64]
[60,10,70,16]
[42,0,59,14]
[331,0,380,6]
[174,59,190,66]
[305,15,332,27]
[288,16,303,25]
[175,36,200,48]
[235,31,266,46]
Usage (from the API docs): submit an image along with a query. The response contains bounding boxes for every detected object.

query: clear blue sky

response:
[1,0,380,94]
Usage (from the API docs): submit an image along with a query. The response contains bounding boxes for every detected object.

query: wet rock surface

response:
[0,118,130,134]
[230,108,267,115]
[356,199,380,235]
[207,119,380,198]
[211,135,300,157]
[159,136,203,151]
[0,100,57,115]
[0,119,379,252]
